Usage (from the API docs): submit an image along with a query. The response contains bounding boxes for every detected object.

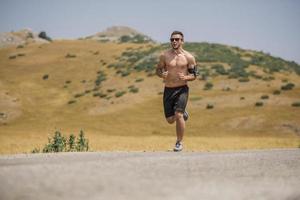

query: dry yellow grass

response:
[0,40,299,154]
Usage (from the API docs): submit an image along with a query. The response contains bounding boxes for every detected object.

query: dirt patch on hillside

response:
[0,91,22,124]
[221,115,265,130]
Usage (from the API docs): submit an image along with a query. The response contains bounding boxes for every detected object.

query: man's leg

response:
[175,111,185,142]
[166,116,175,124]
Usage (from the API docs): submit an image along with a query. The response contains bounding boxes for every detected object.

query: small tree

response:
[38,31,52,42]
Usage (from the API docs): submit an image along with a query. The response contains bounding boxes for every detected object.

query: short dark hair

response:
[171,31,184,41]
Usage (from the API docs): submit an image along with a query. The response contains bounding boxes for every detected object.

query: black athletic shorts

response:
[163,85,189,118]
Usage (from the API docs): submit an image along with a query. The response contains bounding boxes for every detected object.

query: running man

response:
[156,31,197,152]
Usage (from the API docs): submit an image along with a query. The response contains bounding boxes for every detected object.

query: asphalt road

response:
[1,149,300,200]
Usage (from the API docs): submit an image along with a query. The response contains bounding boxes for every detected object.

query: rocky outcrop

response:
[85,26,155,43]
[0,29,51,48]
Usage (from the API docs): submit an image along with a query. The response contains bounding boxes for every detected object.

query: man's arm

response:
[184,55,197,81]
[156,53,168,79]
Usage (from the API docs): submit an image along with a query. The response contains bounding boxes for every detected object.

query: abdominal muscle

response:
[164,66,188,88]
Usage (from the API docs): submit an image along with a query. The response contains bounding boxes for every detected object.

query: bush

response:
[255,101,264,107]
[42,131,66,153]
[115,91,126,98]
[238,77,250,82]
[129,87,139,93]
[93,92,107,98]
[281,83,295,91]
[204,82,213,90]
[273,90,281,95]
[74,93,84,98]
[65,53,77,58]
[32,130,89,153]
[68,100,76,104]
[291,102,300,107]
[68,134,76,152]
[17,53,26,57]
[107,88,116,93]
[206,103,214,109]
[9,55,17,59]
[135,78,144,82]
[43,74,49,80]
[95,71,107,86]
[38,31,52,42]
[76,130,89,151]
[261,95,269,99]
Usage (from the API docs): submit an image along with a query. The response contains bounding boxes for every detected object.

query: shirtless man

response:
[156,31,197,152]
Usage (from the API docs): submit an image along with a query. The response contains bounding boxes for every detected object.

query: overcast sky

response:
[1,0,300,63]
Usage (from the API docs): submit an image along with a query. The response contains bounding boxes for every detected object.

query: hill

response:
[0,27,299,154]
[0,29,51,48]
[84,26,154,43]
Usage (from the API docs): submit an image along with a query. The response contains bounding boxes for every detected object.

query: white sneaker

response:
[173,141,183,152]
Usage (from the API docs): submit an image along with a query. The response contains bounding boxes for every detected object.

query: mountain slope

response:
[0,28,299,154]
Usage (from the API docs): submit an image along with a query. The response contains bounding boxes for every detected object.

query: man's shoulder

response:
[182,50,195,59]
[160,50,172,58]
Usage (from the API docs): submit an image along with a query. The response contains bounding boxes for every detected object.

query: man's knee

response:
[166,116,175,124]
[175,111,184,120]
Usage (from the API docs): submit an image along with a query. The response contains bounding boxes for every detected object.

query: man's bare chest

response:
[165,54,188,68]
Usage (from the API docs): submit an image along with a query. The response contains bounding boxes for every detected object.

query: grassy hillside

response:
[0,38,300,154]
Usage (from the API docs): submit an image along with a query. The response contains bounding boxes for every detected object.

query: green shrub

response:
[115,91,126,98]
[120,70,131,77]
[255,101,264,107]
[42,131,66,153]
[43,74,49,80]
[281,83,295,91]
[32,130,89,153]
[92,87,100,91]
[9,55,17,59]
[38,31,52,42]
[291,102,300,107]
[261,95,269,99]
[65,80,72,84]
[273,90,281,95]
[76,130,89,152]
[17,53,26,57]
[262,76,275,81]
[135,78,144,82]
[107,88,116,93]
[74,93,84,98]
[68,134,76,152]
[17,45,24,48]
[206,103,214,109]
[95,71,107,86]
[93,91,107,98]
[129,87,139,93]
[68,100,76,104]
[204,82,213,90]
[211,64,228,75]
[238,77,250,82]
[65,53,76,58]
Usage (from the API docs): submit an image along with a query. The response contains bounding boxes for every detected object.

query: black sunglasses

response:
[170,38,181,42]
